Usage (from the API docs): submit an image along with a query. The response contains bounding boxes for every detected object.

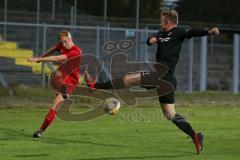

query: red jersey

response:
[55,43,82,80]
[55,43,82,94]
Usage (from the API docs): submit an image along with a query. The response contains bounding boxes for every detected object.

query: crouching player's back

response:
[27,30,82,138]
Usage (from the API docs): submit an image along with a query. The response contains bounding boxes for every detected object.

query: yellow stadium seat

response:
[0,41,52,75]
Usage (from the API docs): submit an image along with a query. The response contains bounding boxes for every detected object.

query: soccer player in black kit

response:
[86,10,219,154]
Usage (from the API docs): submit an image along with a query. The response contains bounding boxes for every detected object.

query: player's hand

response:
[208,27,219,35]
[27,57,40,63]
[149,37,158,44]
[36,56,42,63]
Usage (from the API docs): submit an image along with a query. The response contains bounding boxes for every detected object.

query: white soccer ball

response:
[103,97,121,115]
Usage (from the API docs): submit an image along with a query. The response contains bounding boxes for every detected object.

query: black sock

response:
[172,113,195,140]
[60,85,68,99]
[94,78,126,89]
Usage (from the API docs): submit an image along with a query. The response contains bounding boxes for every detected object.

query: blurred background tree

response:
[1,0,239,25]
[0,0,163,19]
[176,0,240,24]
[78,0,162,18]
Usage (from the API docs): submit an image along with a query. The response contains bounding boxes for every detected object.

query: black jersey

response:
[146,27,209,74]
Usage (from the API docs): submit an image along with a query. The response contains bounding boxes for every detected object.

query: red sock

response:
[88,82,96,90]
[40,109,56,131]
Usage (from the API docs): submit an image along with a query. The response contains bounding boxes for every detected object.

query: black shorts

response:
[140,71,177,104]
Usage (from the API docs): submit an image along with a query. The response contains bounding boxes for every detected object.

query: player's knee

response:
[163,111,176,121]
[161,103,176,120]
[163,113,174,121]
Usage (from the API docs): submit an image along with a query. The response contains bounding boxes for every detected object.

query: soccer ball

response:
[103,97,121,115]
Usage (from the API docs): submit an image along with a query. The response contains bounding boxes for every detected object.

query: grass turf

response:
[1,85,240,159]
[0,106,240,160]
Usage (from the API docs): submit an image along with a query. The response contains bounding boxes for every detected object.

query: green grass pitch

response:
[0,86,240,160]
[1,107,240,160]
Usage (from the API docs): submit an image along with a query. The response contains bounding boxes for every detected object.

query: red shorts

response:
[64,76,79,94]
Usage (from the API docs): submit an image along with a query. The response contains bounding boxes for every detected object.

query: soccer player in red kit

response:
[27,30,82,138]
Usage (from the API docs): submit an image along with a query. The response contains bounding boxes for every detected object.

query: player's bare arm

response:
[27,55,67,63]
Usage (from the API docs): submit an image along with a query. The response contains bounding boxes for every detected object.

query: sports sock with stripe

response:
[172,113,195,140]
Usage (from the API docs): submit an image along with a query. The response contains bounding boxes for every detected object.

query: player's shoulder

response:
[175,25,191,33]
[174,26,188,32]
[73,45,82,53]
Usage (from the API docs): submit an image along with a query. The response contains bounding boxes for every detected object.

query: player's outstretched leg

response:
[94,78,126,89]
[33,93,64,138]
[85,71,141,90]
[161,103,203,154]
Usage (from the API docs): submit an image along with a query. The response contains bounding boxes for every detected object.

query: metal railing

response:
[0,73,13,97]
[0,21,239,94]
